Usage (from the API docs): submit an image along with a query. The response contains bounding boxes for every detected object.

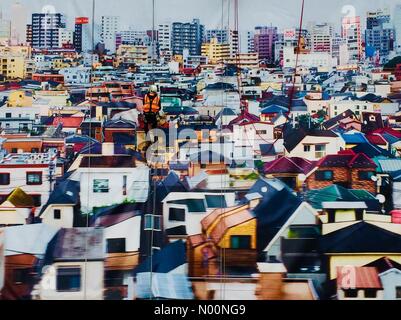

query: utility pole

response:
[48,158,56,193]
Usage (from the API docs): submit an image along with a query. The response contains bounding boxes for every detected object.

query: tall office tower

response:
[26,24,32,46]
[228,29,239,56]
[74,17,92,53]
[101,16,119,54]
[206,29,229,43]
[171,19,204,56]
[308,22,333,53]
[247,31,255,53]
[341,16,362,62]
[394,5,401,54]
[10,1,28,45]
[0,10,11,45]
[31,12,66,49]
[332,34,347,64]
[366,9,394,62]
[158,24,171,60]
[253,26,278,63]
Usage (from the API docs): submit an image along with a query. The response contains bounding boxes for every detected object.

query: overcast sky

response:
[0,0,400,32]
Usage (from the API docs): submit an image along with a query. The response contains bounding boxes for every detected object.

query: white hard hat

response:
[149,85,158,93]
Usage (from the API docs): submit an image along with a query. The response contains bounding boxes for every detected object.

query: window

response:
[396,286,401,299]
[315,170,333,181]
[169,208,185,221]
[54,209,61,220]
[93,179,109,193]
[365,289,377,298]
[56,267,81,292]
[0,173,10,185]
[104,270,125,287]
[205,195,227,208]
[11,148,17,153]
[315,144,326,158]
[343,289,358,298]
[122,175,127,196]
[358,171,375,181]
[304,145,311,152]
[230,235,252,249]
[14,269,30,284]
[107,238,126,253]
[5,113,11,118]
[144,214,161,230]
[31,148,39,153]
[26,172,42,185]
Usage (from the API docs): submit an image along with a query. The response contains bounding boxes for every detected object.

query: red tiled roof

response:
[371,127,401,138]
[52,117,84,128]
[366,134,387,145]
[336,266,382,289]
[317,151,376,169]
[264,156,316,174]
[228,111,260,126]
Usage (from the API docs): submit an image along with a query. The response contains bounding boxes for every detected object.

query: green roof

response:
[306,185,376,209]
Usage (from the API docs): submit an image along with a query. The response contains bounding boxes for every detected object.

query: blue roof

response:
[341,132,367,144]
[382,133,400,145]
[352,143,393,158]
[133,240,186,275]
[65,134,98,144]
[260,104,289,114]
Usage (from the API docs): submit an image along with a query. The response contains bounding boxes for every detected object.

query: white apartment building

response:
[158,24,171,58]
[283,46,336,70]
[58,29,74,48]
[101,16,120,54]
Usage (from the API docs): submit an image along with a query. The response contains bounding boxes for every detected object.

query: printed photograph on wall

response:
[0,0,400,304]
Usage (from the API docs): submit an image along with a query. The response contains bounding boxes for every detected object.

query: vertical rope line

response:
[83,0,96,300]
[149,0,156,300]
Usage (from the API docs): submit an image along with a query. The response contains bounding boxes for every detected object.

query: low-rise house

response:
[103,119,136,145]
[0,188,35,227]
[319,221,401,280]
[39,179,80,228]
[283,129,345,161]
[263,156,316,190]
[336,266,383,300]
[0,153,63,210]
[201,202,258,267]
[232,120,275,159]
[68,154,150,213]
[366,257,401,300]
[253,189,319,272]
[306,150,377,193]
[1,224,59,300]
[52,115,84,135]
[162,191,236,239]
[34,228,104,300]
[91,203,143,300]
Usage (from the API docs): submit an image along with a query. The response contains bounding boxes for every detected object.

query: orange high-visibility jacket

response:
[143,93,161,113]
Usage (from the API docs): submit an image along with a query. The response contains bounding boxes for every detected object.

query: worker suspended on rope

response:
[142,85,161,133]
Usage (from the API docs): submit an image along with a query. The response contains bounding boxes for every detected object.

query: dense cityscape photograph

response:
[1,0,401,303]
